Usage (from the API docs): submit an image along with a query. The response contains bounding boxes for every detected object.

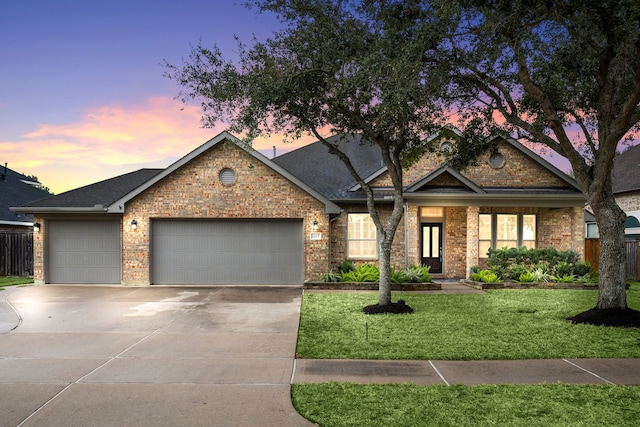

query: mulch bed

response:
[567,308,640,328]
[363,300,414,314]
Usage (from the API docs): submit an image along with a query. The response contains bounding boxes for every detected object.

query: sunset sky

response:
[2,1,572,195]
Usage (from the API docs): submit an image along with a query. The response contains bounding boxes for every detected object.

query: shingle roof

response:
[0,164,52,223]
[612,144,640,194]
[22,169,163,209]
[272,134,383,200]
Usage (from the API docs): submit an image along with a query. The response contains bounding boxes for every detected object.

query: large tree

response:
[165,0,446,310]
[434,0,640,324]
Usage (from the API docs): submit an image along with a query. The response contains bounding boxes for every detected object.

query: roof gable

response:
[405,165,485,194]
[108,132,341,214]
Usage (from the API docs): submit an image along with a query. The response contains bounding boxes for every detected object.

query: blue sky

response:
[1,0,574,194]
[1,0,293,193]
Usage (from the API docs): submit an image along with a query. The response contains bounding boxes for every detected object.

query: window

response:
[347,213,377,259]
[479,213,537,257]
[478,214,492,257]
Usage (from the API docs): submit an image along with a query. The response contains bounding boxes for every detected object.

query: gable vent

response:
[219,168,237,185]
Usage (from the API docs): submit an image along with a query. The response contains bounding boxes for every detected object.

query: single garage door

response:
[47,220,121,284]
[152,219,303,285]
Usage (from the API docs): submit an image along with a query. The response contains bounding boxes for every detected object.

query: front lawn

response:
[297,284,640,360]
[0,276,33,289]
[292,383,640,427]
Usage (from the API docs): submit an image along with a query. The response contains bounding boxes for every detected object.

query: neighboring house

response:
[1,164,51,276]
[611,144,640,238]
[12,128,585,286]
[0,164,50,231]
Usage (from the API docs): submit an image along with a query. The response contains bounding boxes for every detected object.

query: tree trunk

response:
[591,191,628,310]
[378,236,393,306]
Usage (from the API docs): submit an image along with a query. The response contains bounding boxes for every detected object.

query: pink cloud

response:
[2,96,314,194]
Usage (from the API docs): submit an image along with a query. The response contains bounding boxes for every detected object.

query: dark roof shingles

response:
[612,144,640,194]
[0,165,52,222]
[272,134,383,200]
[24,169,163,208]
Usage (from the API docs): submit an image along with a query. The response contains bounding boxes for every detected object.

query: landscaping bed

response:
[304,281,441,291]
[464,280,599,290]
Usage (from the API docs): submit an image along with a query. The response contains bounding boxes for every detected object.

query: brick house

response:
[12,128,585,285]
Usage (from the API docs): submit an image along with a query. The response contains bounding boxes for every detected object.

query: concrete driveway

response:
[0,285,313,427]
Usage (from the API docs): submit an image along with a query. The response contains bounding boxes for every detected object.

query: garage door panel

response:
[152,220,303,285]
[48,221,120,284]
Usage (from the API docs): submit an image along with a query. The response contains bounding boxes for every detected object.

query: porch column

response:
[466,206,479,277]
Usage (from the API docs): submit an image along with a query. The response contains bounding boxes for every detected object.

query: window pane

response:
[432,227,439,257]
[497,214,517,240]
[422,227,431,257]
[496,240,518,249]
[522,240,536,249]
[523,215,536,241]
[348,213,377,258]
[479,241,492,258]
[420,207,444,218]
[479,214,492,240]
[348,241,377,259]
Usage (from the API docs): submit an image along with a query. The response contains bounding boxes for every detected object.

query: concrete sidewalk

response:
[292,358,640,386]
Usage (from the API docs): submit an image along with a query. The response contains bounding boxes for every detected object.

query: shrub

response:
[404,264,432,283]
[337,260,355,274]
[517,271,536,283]
[341,263,379,282]
[554,274,576,283]
[531,268,552,282]
[319,270,341,282]
[390,266,408,284]
[486,247,588,282]
[554,261,573,278]
[573,261,592,277]
[507,264,529,281]
[471,269,502,283]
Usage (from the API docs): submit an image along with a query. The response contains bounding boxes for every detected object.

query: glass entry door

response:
[421,223,443,274]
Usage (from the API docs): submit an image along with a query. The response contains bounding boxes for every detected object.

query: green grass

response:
[0,276,33,289]
[297,284,640,360]
[292,383,640,427]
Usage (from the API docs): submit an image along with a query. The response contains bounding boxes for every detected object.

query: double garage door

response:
[152,219,304,285]
[47,219,303,285]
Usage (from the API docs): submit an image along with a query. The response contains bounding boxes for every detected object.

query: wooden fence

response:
[0,231,33,277]
[585,238,640,281]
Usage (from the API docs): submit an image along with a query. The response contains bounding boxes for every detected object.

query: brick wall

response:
[122,142,328,285]
[615,192,640,212]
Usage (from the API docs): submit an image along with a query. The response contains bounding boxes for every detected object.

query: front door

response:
[421,223,443,274]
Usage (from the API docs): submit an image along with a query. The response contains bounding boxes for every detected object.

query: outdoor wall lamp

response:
[313,220,318,231]
[130,219,137,230]
[33,222,41,233]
